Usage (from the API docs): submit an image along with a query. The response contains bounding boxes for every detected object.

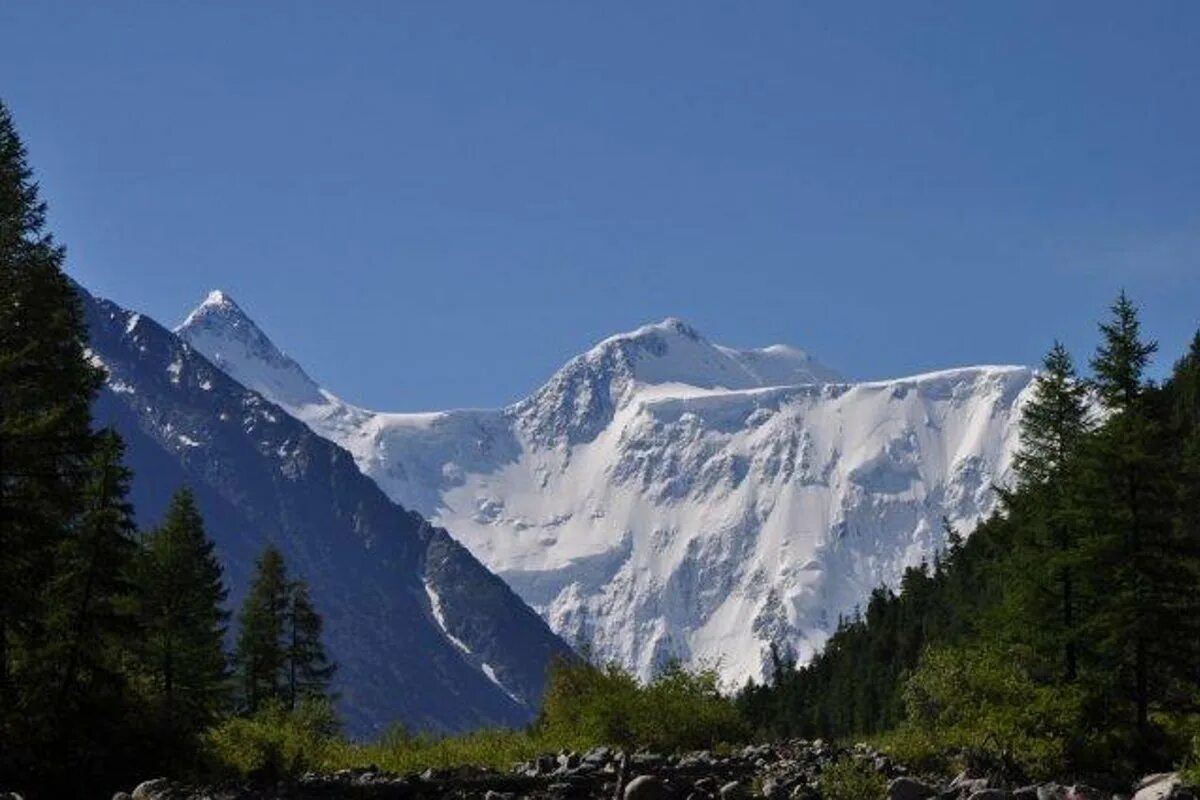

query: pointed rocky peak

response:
[178,289,248,328]
[176,290,326,410]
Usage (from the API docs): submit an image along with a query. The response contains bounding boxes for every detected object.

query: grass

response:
[326,728,565,775]
[203,657,748,781]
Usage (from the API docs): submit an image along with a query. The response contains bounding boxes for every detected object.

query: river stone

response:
[626,774,670,800]
[130,779,171,800]
[1133,774,1178,800]
[888,776,938,800]
[720,781,748,799]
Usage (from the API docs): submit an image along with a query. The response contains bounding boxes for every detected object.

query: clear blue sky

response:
[2,2,1197,410]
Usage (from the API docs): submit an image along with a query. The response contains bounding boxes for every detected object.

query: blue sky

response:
[2,2,1197,410]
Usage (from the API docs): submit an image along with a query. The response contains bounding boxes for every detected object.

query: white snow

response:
[179,298,1036,685]
[481,662,523,704]
[422,580,472,655]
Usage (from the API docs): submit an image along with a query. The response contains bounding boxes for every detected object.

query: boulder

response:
[967,791,1010,800]
[130,779,171,800]
[583,745,612,765]
[888,776,939,800]
[626,774,671,800]
[762,776,789,799]
[1134,774,1180,800]
[719,781,748,799]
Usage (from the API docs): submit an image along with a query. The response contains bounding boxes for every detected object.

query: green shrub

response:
[536,656,746,752]
[639,661,748,751]
[538,656,643,748]
[889,643,1085,781]
[204,698,341,780]
[205,658,747,781]
[817,757,887,800]
[1179,729,1200,787]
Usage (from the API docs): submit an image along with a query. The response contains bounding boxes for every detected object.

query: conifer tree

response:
[235,545,289,713]
[135,488,230,744]
[1166,333,1200,694]
[284,580,336,710]
[1081,293,1184,747]
[1091,292,1158,412]
[48,430,138,714]
[40,429,141,786]
[0,98,103,784]
[1009,341,1090,681]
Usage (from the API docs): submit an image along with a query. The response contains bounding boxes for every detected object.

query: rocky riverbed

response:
[104,741,1197,800]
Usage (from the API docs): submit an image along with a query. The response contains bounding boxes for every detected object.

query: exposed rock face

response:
[82,286,574,736]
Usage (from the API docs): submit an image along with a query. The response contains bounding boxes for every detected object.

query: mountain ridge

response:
[176,290,1035,685]
[84,284,574,735]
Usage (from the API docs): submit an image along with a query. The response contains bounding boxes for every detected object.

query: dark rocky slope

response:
[82,286,573,735]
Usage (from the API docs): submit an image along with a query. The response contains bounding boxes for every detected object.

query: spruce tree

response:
[284,580,336,710]
[1091,291,1158,411]
[47,430,139,713]
[1081,293,1184,749]
[235,544,289,713]
[1009,341,1090,681]
[40,430,141,787]
[135,488,230,746]
[1165,332,1200,695]
[0,98,104,784]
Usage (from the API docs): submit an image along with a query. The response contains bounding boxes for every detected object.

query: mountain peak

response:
[176,290,325,409]
[513,317,843,446]
[178,288,249,329]
[581,317,841,392]
[202,288,235,309]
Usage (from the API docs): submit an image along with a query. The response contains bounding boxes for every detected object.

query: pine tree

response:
[1008,341,1091,681]
[135,488,230,746]
[235,544,289,713]
[284,580,336,710]
[0,98,104,784]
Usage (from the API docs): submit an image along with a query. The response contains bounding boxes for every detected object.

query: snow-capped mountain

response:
[81,285,573,735]
[179,293,1035,684]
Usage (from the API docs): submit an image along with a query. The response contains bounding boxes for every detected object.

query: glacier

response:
[178,291,1035,685]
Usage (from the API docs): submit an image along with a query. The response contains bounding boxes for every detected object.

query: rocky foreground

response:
[108,741,1195,800]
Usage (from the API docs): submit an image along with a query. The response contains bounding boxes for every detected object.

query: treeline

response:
[0,101,335,797]
[739,296,1200,780]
